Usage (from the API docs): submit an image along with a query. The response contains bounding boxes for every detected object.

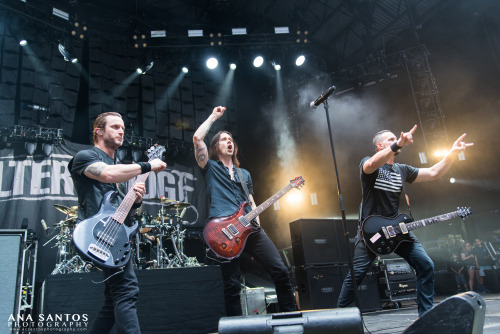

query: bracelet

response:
[136,162,151,174]
[390,142,402,153]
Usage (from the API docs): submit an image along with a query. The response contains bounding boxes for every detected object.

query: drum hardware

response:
[45,204,90,275]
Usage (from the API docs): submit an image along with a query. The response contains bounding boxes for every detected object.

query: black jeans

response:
[89,259,141,334]
[218,228,297,316]
[337,232,434,316]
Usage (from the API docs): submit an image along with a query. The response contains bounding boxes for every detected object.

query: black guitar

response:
[362,207,471,256]
[72,145,165,269]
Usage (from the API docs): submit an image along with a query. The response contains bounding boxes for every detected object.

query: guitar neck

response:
[112,172,150,224]
[244,184,294,222]
[405,211,460,231]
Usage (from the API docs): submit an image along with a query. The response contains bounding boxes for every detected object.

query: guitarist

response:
[193,106,296,316]
[337,125,473,317]
[69,112,166,334]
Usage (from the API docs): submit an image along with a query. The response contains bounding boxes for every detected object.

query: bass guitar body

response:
[73,191,138,269]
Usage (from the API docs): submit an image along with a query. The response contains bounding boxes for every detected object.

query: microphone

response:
[40,219,49,235]
[310,86,336,109]
[22,103,49,112]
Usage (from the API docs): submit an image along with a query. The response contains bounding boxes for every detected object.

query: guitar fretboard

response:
[244,184,294,222]
[112,172,150,224]
[406,211,459,231]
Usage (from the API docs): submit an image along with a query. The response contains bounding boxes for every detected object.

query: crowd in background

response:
[448,238,497,293]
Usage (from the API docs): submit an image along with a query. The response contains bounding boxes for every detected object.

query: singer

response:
[193,106,297,316]
[337,125,473,317]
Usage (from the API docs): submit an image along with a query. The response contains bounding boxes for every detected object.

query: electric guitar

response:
[204,176,305,260]
[72,145,165,269]
[362,207,471,256]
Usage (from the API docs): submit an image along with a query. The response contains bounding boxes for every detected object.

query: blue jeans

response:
[337,232,434,316]
[217,228,297,316]
[88,259,141,334]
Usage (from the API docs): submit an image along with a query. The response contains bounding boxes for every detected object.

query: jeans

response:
[337,232,434,316]
[89,259,141,334]
[218,228,297,316]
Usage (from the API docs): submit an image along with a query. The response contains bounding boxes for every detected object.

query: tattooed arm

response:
[83,158,166,183]
[193,106,226,169]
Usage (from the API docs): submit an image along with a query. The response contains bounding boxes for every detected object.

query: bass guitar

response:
[72,145,165,269]
[204,176,305,260]
[362,207,471,256]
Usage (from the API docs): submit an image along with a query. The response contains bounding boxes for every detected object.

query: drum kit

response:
[44,197,199,275]
[134,197,200,269]
[44,204,90,275]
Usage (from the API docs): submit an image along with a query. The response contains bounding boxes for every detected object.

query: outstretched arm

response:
[363,125,417,174]
[414,133,474,182]
[193,106,226,168]
[84,158,166,183]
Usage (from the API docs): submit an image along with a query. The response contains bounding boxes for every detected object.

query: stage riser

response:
[42,266,225,334]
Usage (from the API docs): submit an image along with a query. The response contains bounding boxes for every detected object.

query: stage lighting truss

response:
[0,125,63,156]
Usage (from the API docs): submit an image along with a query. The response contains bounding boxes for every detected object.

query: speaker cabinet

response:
[295,265,381,312]
[0,230,26,334]
[403,292,486,334]
[218,308,363,334]
[289,219,358,266]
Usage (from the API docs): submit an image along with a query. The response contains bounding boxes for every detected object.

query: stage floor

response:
[361,292,500,334]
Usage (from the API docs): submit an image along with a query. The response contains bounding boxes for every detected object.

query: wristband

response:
[136,162,151,174]
[131,201,142,210]
[390,142,402,153]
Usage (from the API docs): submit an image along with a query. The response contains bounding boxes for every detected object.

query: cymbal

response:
[54,204,78,215]
[150,197,176,203]
[165,201,191,210]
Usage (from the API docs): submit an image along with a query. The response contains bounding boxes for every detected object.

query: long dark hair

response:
[208,131,240,167]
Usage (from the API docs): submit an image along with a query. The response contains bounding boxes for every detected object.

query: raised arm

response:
[414,133,473,183]
[84,158,166,183]
[363,125,417,174]
[193,106,226,168]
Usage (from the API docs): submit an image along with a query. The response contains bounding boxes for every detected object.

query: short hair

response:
[372,130,392,152]
[208,131,240,167]
[93,112,122,144]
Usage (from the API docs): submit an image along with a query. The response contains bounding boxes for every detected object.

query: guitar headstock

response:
[147,144,166,161]
[290,176,305,189]
[457,207,471,219]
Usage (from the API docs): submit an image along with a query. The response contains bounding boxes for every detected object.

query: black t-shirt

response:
[360,156,419,221]
[201,159,253,219]
[68,147,123,221]
[449,258,464,272]
[473,245,493,266]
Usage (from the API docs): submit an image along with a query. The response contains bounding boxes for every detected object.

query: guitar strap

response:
[393,163,413,220]
[235,167,251,201]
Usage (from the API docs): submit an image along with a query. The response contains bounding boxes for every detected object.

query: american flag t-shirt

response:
[374,168,402,193]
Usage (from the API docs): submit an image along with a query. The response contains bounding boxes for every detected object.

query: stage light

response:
[273,63,281,71]
[132,149,142,163]
[433,149,448,158]
[188,30,203,37]
[25,142,37,155]
[419,152,428,164]
[151,30,166,38]
[71,57,78,63]
[295,55,305,66]
[19,40,28,46]
[136,61,154,75]
[231,28,247,35]
[229,63,237,70]
[450,177,456,184]
[310,193,318,205]
[58,43,78,63]
[182,67,189,73]
[274,27,289,34]
[206,57,218,69]
[52,8,69,20]
[253,56,264,68]
[116,148,127,162]
[42,143,54,157]
[287,191,303,204]
[458,151,466,161]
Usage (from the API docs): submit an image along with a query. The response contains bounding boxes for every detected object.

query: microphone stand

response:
[321,100,361,309]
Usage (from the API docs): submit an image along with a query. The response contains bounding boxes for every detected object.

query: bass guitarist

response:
[337,125,473,317]
[193,106,296,316]
[69,112,166,333]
